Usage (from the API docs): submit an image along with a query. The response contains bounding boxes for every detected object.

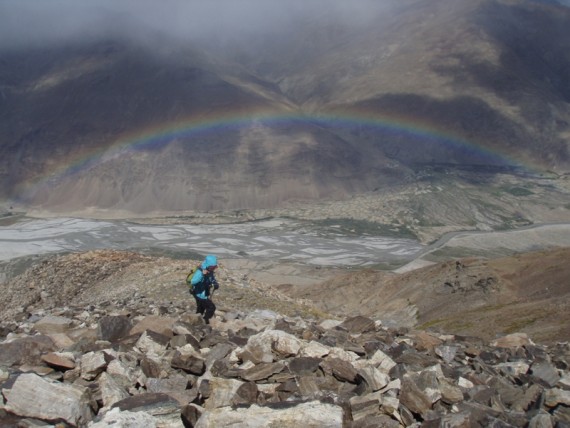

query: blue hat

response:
[201,255,218,270]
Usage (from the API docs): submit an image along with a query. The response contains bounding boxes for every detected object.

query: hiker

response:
[189,254,219,324]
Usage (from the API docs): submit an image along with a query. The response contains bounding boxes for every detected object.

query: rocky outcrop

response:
[0,294,569,427]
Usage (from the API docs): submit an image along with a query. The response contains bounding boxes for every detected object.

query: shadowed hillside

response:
[0,0,569,215]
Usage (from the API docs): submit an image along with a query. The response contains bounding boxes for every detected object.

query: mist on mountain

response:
[0,0,569,215]
[0,0,394,52]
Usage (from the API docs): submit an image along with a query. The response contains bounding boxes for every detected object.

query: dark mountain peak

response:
[0,0,569,214]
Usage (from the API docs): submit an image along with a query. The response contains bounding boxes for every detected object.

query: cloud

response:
[0,0,390,51]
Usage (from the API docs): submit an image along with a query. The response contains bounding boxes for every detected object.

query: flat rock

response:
[4,373,93,426]
[41,352,75,371]
[195,400,344,428]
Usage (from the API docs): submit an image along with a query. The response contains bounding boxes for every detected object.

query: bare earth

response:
[279,247,570,345]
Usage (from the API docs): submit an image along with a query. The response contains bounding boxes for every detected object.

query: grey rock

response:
[136,332,169,360]
[242,330,302,364]
[232,381,259,406]
[129,315,176,337]
[320,357,359,383]
[97,315,132,342]
[33,315,73,334]
[351,414,400,428]
[140,356,163,378]
[438,377,464,404]
[436,412,471,427]
[288,357,322,376]
[195,400,344,428]
[204,342,234,368]
[181,403,204,427]
[435,345,458,364]
[4,373,93,426]
[171,350,206,375]
[203,377,245,409]
[544,388,570,407]
[399,374,432,416]
[552,404,570,424]
[349,393,382,422]
[417,370,442,404]
[89,407,157,427]
[531,359,560,387]
[528,411,554,428]
[297,376,322,398]
[98,371,130,410]
[81,351,109,380]
[340,316,376,334]
[239,362,286,382]
[40,352,75,371]
[0,335,56,367]
[146,375,188,395]
[111,392,181,426]
[358,366,390,392]
[516,383,544,412]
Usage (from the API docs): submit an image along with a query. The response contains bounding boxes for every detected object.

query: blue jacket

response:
[190,255,219,300]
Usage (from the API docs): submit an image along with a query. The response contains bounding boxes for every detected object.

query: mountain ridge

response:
[1,0,569,216]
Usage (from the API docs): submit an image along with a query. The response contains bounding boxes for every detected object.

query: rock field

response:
[0,250,569,427]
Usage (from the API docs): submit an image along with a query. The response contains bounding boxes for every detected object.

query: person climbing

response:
[189,254,219,324]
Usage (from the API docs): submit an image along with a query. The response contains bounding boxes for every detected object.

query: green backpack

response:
[185,266,200,294]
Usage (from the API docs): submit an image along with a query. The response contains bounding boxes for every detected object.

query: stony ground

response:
[0,249,570,427]
[0,250,327,326]
[279,247,570,345]
[2,244,570,346]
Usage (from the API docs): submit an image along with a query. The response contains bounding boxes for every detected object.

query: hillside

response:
[280,247,570,344]
[0,250,569,426]
[2,246,569,346]
[0,0,569,215]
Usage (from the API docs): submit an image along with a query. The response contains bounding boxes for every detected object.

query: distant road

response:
[395,223,570,273]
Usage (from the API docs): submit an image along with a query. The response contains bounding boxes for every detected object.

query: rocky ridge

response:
[0,250,569,426]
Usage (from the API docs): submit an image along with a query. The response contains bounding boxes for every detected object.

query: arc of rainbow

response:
[21,109,528,197]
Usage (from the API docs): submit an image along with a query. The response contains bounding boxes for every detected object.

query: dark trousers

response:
[194,296,216,324]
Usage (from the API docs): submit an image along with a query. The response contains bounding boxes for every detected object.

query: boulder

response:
[171,350,206,376]
[195,400,344,427]
[0,335,56,367]
[340,316,376,334]
[242,330,302,363]
[490,333,534,348]
[203,377,245,409]
[33,315,74,334]
[41,352,75,371]
[111,393,182,426]
[89,407,157,427]
[129,316,176,337]
[97,315,132,342]
[4,373,93,426]
[81,351,109,380]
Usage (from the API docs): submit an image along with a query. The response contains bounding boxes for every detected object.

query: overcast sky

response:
[0,0,388,51]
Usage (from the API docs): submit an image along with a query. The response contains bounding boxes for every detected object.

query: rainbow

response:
[22,108,531,196]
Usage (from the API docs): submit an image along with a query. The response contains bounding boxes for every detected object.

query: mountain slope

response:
[279,247,570,344]
[239,0,570,170]
[0,41,402,212]
[0,0,569,214]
